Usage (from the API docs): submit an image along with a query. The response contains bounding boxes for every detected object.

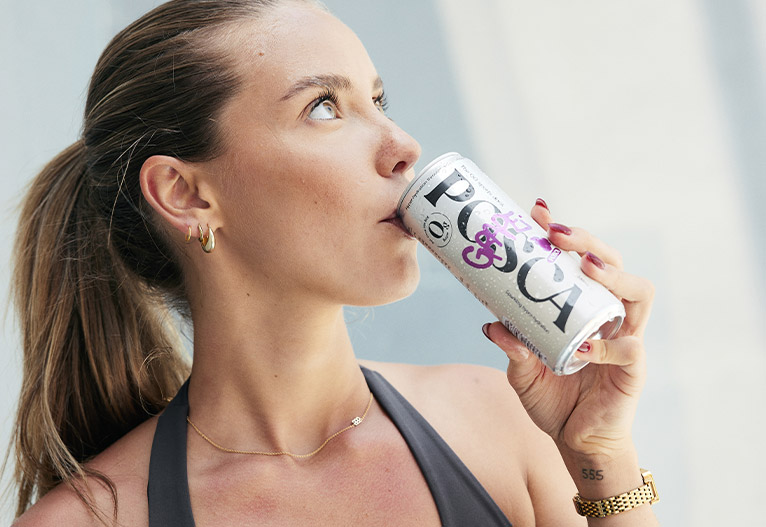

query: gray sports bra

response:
[147,366,512,526]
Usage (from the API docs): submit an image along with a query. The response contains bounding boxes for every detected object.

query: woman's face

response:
[203,3,422,307]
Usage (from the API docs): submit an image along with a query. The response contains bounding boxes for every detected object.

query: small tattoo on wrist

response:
[581,468,605,481]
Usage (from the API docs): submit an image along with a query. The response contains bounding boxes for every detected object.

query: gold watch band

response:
[573,469,659,518]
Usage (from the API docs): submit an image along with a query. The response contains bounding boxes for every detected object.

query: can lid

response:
[396,152,461,215]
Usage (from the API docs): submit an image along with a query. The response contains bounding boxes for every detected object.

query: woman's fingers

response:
[483,322,530,362]
[531,199,654,335]
[580,250,655,303]
[575,336,647,388]
[487,318,647,372]
[576,336,642,366]
[580,251,655,335]
[531,198,554,229]
[531,199,623,270]
[486,321,647,373]
[530,199,654,369]
[483,322,545,398]
[546,222,624,270]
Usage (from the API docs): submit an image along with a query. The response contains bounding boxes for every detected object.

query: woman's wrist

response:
[556,443,659,525]
[558,443,643,499]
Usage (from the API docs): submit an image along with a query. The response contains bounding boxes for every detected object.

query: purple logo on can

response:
[462,210,532,269]
[461,212,561,269]
[424,169,581,333]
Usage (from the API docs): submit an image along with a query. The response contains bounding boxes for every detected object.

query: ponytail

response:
[9,0,329,519]
[11,141,189,517]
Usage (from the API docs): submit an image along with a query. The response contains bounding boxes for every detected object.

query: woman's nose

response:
[375,120,422,178]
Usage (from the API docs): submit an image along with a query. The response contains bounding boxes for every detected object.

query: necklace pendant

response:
[352,416,362,426]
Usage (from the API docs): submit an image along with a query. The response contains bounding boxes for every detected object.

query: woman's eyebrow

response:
[280,74,384,101]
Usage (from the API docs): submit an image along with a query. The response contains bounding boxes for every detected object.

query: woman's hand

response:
[483,198,655,460]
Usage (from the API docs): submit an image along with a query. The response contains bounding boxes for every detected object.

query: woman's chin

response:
[351,263,421,308]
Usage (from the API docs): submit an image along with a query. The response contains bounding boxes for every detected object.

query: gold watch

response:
[573,468,659,518]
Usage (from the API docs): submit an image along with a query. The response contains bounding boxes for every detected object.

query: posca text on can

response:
[397,153,625,375]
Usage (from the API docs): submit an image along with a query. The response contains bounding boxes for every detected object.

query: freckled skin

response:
[201,6,422,309]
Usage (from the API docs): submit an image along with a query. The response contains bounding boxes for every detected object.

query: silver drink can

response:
[398,152,625,375]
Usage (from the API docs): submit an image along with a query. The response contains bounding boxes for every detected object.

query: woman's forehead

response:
[231,4,375,94]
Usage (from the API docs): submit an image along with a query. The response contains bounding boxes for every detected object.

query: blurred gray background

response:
[2,1,765,525]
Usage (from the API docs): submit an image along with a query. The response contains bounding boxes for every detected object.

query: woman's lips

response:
[381,214,415,239]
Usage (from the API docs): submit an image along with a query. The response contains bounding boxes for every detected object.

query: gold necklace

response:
[186,392,374,459]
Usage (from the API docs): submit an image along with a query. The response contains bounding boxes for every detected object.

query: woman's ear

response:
[139,155,211,236]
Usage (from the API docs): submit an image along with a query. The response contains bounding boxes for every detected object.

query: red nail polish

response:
[548,223,572,236]
[481,323,492,341]
[586,251,606,270]
[535,198,549,211]
[577,341,592,353]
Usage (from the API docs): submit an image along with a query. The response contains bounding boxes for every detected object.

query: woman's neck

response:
[185,285,369,457]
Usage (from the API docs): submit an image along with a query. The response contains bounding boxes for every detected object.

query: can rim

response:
[396,152,461,215]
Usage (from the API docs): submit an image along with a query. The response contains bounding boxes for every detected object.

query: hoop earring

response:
[197,224,215,253]
[185,226,193,243]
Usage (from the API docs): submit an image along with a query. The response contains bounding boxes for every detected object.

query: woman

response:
[10,0,658,525]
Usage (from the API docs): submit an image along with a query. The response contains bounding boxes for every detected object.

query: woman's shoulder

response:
[358,360,540,467]
[13,415,159,527]
[358,359,567,519]
[359,359,534,441]
[360,359,522,411]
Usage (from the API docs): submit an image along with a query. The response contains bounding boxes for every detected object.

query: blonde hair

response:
[10,0,324,521]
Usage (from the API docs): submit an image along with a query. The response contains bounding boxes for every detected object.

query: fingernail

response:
[548,223,572,236]
[535,198,549,211]
[585,251,606,270]
[481,323,492,341]
[577,341,592,353]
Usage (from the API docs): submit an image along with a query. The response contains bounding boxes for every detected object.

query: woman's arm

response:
[484,199,659,526]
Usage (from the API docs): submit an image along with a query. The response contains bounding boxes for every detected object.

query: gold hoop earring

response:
[197,224,215,253]
[185,226,192,243]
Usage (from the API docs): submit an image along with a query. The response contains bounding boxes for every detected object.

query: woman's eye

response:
[308,100,338,120]
[375,93,389,114]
